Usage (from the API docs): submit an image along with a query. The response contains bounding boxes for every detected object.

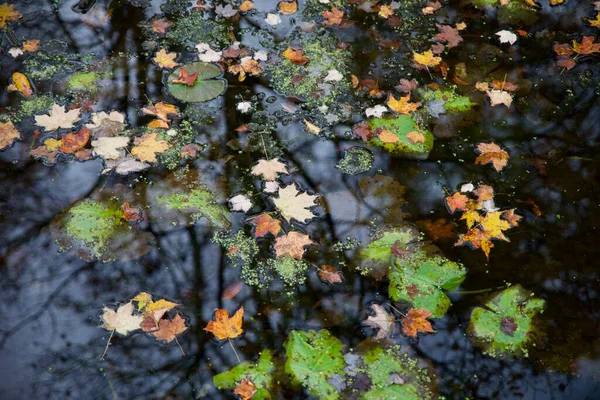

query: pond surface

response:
[1,0,600,399]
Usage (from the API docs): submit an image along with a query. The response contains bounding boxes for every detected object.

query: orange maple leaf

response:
[572,36,600,55]
[59,127,90,154]
[141,101,179,122]
[234,379,257,400]
[153,48,178,69]
[377,129,399,143]
[273,231,314,260]
[282,47,310,65]
[171,67,199,86]
[455,227,495,260]
[251,213,282,238]
[152,313,189,343]
[278,0,298,15]
[387,94,420,115]
[318,265,343,284]
[474,142,510,172]
[204,307,244,340]
[445,192,469,214]
[401,308,434,337]
[322,7,344,25]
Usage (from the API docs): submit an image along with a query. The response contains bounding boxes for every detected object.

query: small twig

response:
[386,303,407,318]
[228,338,241,363]
[175,336,186,357]
[100,329,115,360]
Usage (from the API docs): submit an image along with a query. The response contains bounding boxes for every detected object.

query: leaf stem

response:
[175,336,186,357]
[228,338,241,363]
[100,329,115,360]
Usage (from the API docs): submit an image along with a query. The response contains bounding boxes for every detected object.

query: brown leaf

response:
[282,47,310,65]
[204,307,244,340]
[406,131,425,144]
[352,121,373,141]
[322,7,343,25]
[573,36,600,55]
[274,231,314,260]
[0,4,22,28]
[445,192,469,214]
[318,265,343,284]
[142,101,179,122]
[455,227,495,260]
[0,121,20,150]
[434,24,463,48]
[502,208,522,227]
[363,303,396,340]
[222,281,244,300]
[122,201,143,223]
[59,127,90,154]
[377,129,399,143]
[251,213,282,238]
[22,40,40,52]
[416,218,456,241]
[152,313,188,343]
[152,19,171,34]
[401,308,434,337]
[234,379,257,400]
[474,184,494,203]
[278,0,297,14]
[239,1,254,13]
[395,78,418,93]
[171,67,199,86]
[474,141,510,172]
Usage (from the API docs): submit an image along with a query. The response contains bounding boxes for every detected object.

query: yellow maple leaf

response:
[413,50,441,67]
[132,292,153,310]
[387,94,420,114]
[131,133,170,163]
[479,211,510,241]
[378,5,393,19]
[461,210,481,229]
[0,3,22,28]
[153,48,179,69]
[587,12,600,28]
[204,306,244,340]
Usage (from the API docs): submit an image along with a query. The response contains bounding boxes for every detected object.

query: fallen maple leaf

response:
[0,3,22,28]
[59,127,90,154]
[251,213,282,237]
[480,211,511,240]
[318,265,343,284]
[278,0,297,14]
[153,48,179,69]
[142,102,179,122]
[282,47,310,65]
[171,67,199,86]
[251,158,289,181]
[152,313,188,343]
[353,121,373,141]
[401,308,434,337]
[422,1,442,14]
[434,24,463,48]
[131,133,170,163]
[587,12,600,28]
[445,192,469,214]
[34,104,81,131]
[122,201,143,223]
[204,307,244,340]
[274,231,314,259]
[406,131,425,144]
[152,19,171,34]
[364,303,396,340]
[92,136,130,160]
[413,50,442,68]
[572,36,600,55]
[0,121,20,150]
[322,7,343,25]
[273,184,319,223]
[377,129,399,143]
[101,301,143,335]
[474,184,494,203]
[234,379,257,400]
[22,40,40,52]
[502,209,521,227]
[455,227,495,259]
[475,142,510,172]
[486,89,513,108]
[378,4,393,18]
[387,94,420,114]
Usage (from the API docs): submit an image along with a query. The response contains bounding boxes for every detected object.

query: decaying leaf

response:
[152,19,171,34]
[153,48,179,69]
[251,158,289,181]
[406,131,425,144]
[387,94,420,115]
[205,307,244,340]
[475,142,510,172]
[59,127,90,154]
[401,308,434,337]
[318,265,343,284]
[572,36,600,55]
[445,192,469,214]
[274,231,314,260]
[92,136,130,160]
[122,202,143,223]
[363,303,396,340]
[273,184,319,223]
[416,218,456,241]
[34,104,81,131]
[171,67,199,86]
[413,50,441,68]
[234,379,257,400]
[377,129,399,143]
[322,7,343,25]
[101,301,143,335]
[486,89,513,108]
[278,0,297,14]
[131,133,170,163]
[10,72,33,97]
[152,313,188,343]
[434,24,463,48]
[0,121,20,150]
[142,101,179,122]
[251,212,282,238]
[282,47,310,65]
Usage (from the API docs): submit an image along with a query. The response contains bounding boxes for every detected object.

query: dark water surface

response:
[1,0,599,399]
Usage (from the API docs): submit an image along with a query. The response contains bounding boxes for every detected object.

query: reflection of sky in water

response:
[0,0,599,399]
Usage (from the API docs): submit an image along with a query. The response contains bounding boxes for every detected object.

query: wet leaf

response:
[278,0,297,14]
[274,231,314,260]
[363,303,396,340]
[401,308,434,337]
[214,350,275,398]
[445,192,469,214]
[0,121,20,150]
[272,184,319,224]
[322,7,343,25]
[486,89,513,108]
[34,104,81,131]
[318,265,343,284]
[167,62,226,102]
[406,131,425,144]
[239,1,254,13]
[475,141,510,172]
[59,127,90,154]
[496,30,518,45]
[171,67,199,86]
[153,48,179,69]
[377,129,399,143]
[141,101,179,122]
[0,3,22,28]
[251,213,282,238]
[122,201,143,223]
[101,301,143,335]
[152,313,188,343]
[204,307,244,340]
[131,133,170,163]
[413,50,441,67]
[22,39,40,52]
[11,72,33,97]
[222,281,244,300]
[250,158,289,181]
[434,24,464,48]
[234,379,257,400]
[416,218,456,241]
[387,94,420,115]
[468,285,545,357]
[92,136,130,160]
[573,36,600,55]
[282,47,310,65]
[152,19,171,34]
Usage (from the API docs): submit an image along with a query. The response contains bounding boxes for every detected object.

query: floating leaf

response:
[0,121,20,150]
[273,231,314,260]
[131,133,170,163]
[368,115,433,159]
[363,303,396,340]
[251,213,282,238]
[152,313,188,343]
[272,184,319,224]
[34,103,81,131]
[401,308,434,337]
[284,329,345,399]
[468,285,545,357]
[214,350,276,399]
[278,0,297,14]
[251,158,289,181]
[101,301,143,336]
[153,48,178,69]
[318,265,343,284]
[475,142,510,172]
[171,67,199,86]
[11,72,33,97]
[322,8,344,25]
[167,62,226,103]
[0,3,22,28]
[205,307,244,340]
[413,50,441,68]
[157,186,231,230]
